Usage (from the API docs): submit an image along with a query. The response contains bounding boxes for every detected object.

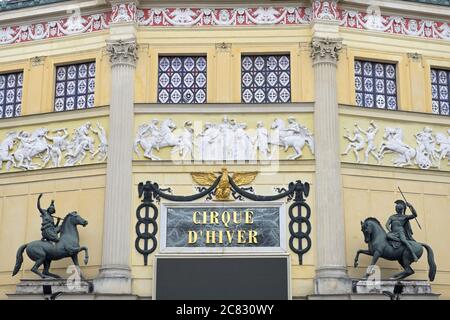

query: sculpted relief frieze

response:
[0,121,108,172]
[134,115,314,161]
[342,121,450,170]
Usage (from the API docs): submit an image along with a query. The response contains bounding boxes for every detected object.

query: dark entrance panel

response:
[155,255,289,300]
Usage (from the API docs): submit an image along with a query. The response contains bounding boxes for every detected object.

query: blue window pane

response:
[241,55,291,104]
[0,71,22,119]
[158,56,207,104]
[355,60,397,110]
[431,68,450,116]
[54,62,96,112]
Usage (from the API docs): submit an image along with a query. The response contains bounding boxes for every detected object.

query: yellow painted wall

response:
[131,164,316,298]
[0,165,106,299]
[342,166,450,298]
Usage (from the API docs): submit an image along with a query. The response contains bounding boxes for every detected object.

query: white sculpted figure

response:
[13,128,51,170]
[253,121,271,160]
[0,131,18,170]
[414,127,437,170]
[435,129,450,167]
[172,121,194,160]
[235,123,254,161]
[270,117,314,160]
[45,128,69,167]
[134,119,161,160]
[197,122,220,161]
[219,116,235,160]
[378,127,416,167]
[91,122,108,162]
[64,122,95,166]
[342,125,365,163]
[356,121,380,164]
[134,118,179,161]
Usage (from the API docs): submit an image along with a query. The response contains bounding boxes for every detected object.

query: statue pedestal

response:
[353,279,434,295]
[308,279,439,300]
[7,279,94,300]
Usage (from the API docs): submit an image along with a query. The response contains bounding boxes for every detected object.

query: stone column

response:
[311,37,351,294]
[94,39,137,295]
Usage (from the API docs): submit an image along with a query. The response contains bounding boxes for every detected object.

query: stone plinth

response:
[7,279,94,300]
[353,279,433,295]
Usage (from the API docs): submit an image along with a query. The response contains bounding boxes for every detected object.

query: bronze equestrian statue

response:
[12,194,89,279]
[354,200,436,281]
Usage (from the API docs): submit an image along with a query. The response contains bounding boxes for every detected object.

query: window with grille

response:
[354,60,397,110]
[431,68,449,116]
[158,56,207,104]
[241,55,291,104]
[0,71,23,119]
[54,61,96,112]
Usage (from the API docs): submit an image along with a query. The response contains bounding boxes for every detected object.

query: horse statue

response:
[12,211,89,279]
[270,118,313,160]
[378,127,416,167]
[354,217,436,281]
[0,131,18,170]
[134,118,180,160]
[12,128,51,170]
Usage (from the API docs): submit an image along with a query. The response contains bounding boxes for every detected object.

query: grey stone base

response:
[15,278,93,294]
[307,293,439,300]
[7,278,139,300]
[308,279,439,300]
[352,279,434,295]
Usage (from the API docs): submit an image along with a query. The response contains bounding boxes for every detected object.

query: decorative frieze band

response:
[1,4,450,46]
[136,7,311,27]
[342,121,450,170]
[0,122,108,172]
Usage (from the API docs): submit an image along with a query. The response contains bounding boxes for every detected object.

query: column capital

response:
[311,37,343,65]
[106,39,138,67]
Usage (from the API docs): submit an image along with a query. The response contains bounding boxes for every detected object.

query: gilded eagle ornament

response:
[191,168,257,201]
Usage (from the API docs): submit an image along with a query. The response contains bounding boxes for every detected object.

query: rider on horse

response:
[37,193,61,243]
[385,200,419,262]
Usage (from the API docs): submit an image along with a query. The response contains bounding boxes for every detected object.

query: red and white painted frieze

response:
[0,2,449,46]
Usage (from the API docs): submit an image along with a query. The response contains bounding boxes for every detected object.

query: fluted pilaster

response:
[94,39,137,295]
[311,37,351,295]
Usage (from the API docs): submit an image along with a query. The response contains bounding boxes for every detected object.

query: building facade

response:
[0,0,449,299]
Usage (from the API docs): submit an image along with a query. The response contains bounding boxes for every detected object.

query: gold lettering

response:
[193,212,201,224]
[248,230,258,244]
[210,211,219,224]
[188,231,198,244]
[206,230,216,244]
[222,211,231,227]
[218,231,223,244]
[233,211,242,224]
[245,210,254,224]
[226,230,234,243]
[203,211,207,224]
[237,230,246,244]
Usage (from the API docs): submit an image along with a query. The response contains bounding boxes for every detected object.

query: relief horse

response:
[0,131,18,170]
[270,118,311,160]
[134,119,179,160]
